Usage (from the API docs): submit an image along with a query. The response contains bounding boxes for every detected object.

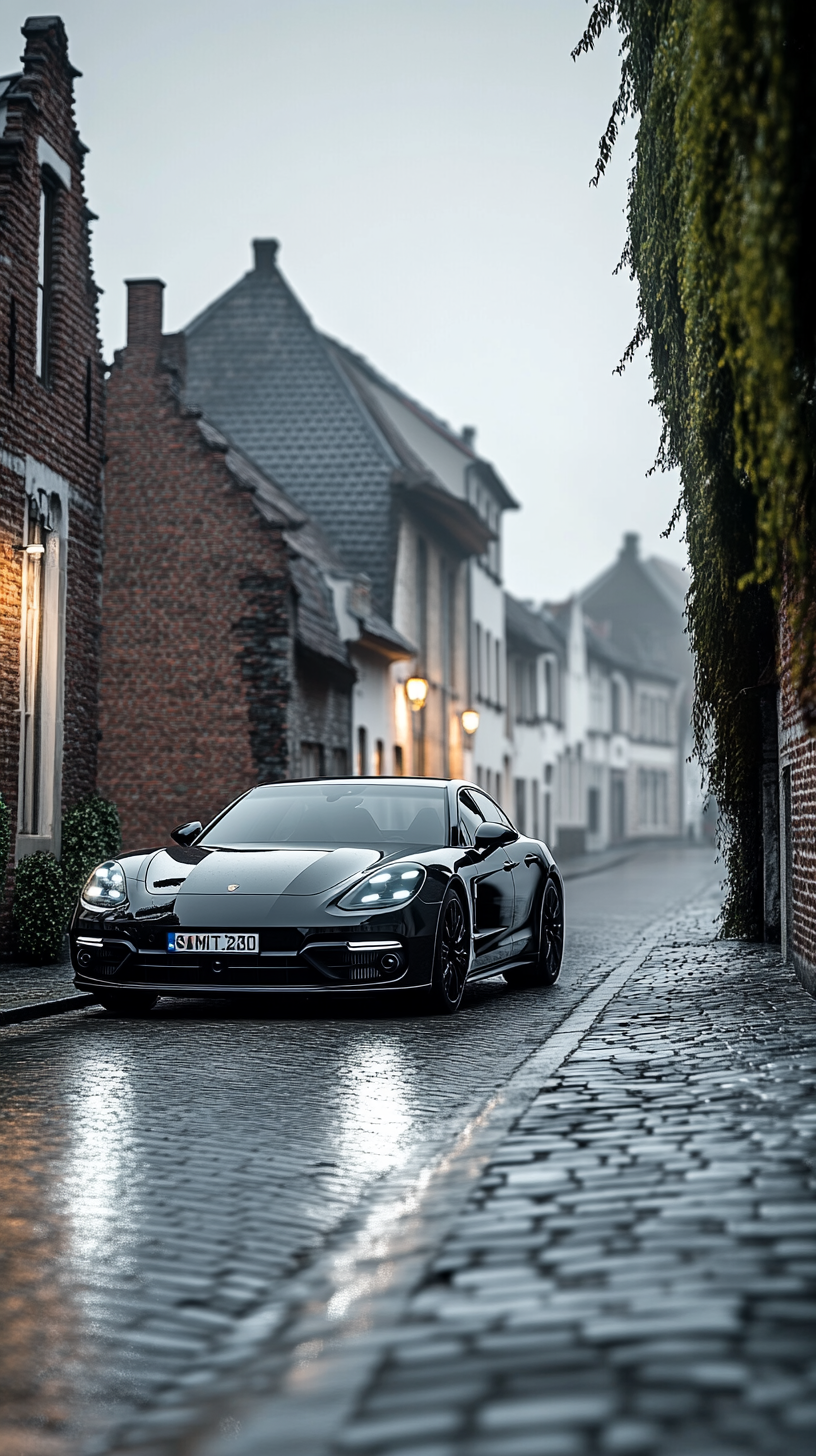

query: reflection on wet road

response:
[0,846,719,1453]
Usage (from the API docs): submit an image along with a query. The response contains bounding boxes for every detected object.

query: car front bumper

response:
[71,922,436,997]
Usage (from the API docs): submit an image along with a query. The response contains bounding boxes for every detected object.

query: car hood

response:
[159,847,380,899]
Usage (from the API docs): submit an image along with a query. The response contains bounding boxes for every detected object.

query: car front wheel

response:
[428,886,469,1014]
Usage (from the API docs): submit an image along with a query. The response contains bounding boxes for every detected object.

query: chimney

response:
[461,425,476,450]
[253,239,279,273]
[125,279,165,357]
[621,532,640,559]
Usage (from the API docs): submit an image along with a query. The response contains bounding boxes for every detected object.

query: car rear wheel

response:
[428,886,469,1014]
[93,990,158,1016]
[503,877,564,989]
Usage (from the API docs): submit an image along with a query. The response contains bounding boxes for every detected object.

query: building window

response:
[637,769,669,826]
[37,178,56,385]
[394,744,404,776]
[18,488,66,853]
[440,559,454,692]
[416,536,428,672]
[612,679,623,734]
[300,742,323,777]
[544,790,552,845]
[588,785,600,834]
[515,778,526,834]
[544,658,555,721]
[589,667,605,731]
[356,725,367,776]
[7,295,16,392]
[531,779,540,839]
[475,622,483,699]
[374,739,384,776]
[331,747,348,775]
[495,638,502,707]
[485,629,492,703]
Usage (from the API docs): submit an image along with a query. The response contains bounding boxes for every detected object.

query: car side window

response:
[458,790,484,847]
[471,788,514,830]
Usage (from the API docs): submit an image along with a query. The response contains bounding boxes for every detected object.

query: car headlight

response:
[337,862,426,911]
[81,860,128,910]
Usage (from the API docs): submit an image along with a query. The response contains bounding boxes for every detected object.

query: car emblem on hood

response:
[228,884,239,892]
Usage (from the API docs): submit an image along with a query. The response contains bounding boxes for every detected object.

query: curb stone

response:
[0,992,95,1026]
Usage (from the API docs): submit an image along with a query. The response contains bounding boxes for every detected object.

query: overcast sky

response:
[9,0,687,601]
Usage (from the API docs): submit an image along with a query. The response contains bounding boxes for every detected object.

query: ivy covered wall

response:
[575,0,816,935]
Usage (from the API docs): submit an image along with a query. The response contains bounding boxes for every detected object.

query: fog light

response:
[77,950,92,968]
[381,952,401,973]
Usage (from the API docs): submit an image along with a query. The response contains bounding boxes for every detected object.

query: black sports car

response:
[70,778,565,1016]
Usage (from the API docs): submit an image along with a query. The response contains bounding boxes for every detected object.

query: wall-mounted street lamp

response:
[14,543,45,556]
[461,708,480,736]
[405,676,429,712]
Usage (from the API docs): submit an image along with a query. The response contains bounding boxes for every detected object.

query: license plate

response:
[167,932,259,954]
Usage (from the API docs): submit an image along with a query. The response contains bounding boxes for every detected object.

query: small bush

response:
[11,795,120,963]
[61,795,121,906]
[13,852,67,963]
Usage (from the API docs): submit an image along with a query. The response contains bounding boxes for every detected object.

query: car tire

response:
[93,990,158,1016]
[503,876,564,989]
[427,885,470,1014]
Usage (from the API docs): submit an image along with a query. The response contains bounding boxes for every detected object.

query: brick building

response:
[98,280,356,849]
[777,596,816,993]
[180,239,498,787]
[0,18,104,883]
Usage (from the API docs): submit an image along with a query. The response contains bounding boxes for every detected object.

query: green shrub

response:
[60,795,121,906]
[11,796,120,963]
[13,852,67,963]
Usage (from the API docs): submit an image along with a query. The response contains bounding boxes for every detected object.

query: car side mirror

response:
[474,821,517,852]
[171,821,203,847]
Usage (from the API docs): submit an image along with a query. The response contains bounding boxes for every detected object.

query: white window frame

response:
[16,458,69,860]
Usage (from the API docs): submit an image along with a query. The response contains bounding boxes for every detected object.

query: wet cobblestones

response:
[331,903,816,1456]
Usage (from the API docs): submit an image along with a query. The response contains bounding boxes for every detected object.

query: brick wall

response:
[98,280,296,851]
[778,590,816,991]
[0,18,104,932]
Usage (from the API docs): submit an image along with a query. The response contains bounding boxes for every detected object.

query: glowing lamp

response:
[25,543,45,556]
[405,676,429,711]
[461,708,480,736]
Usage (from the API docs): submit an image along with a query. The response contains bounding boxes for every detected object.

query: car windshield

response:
[199,782,448,849]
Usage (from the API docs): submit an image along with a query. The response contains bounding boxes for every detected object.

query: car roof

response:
[253,777,467,788]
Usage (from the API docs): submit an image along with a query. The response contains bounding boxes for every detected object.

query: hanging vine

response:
[575,0,816,935]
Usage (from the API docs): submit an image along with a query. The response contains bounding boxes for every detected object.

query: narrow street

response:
[4,844,815,1456]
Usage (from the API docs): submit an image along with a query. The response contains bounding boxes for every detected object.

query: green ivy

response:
[11,796,121,963]
[575,0,816,935]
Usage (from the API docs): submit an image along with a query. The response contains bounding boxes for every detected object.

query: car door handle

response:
[503,860,518,870]
[524,853,542,867]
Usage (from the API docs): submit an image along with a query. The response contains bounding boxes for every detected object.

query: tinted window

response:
[458,791,482,847]
[471,788,513,829]
[200,782,448,849]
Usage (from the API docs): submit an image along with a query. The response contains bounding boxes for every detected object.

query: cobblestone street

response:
[5,847,816,1456]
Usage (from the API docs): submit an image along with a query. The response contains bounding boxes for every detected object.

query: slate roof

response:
[193,414,351,672]
[183,243,509,619]
[183,246,400,616]
[327,339,519,514]
[505,593,565,658]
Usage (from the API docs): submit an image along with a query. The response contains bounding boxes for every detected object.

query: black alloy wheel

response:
[503,875,564,989]
[538,876,565,984]
[93,990,158,1016]
[429,887,469,1013]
